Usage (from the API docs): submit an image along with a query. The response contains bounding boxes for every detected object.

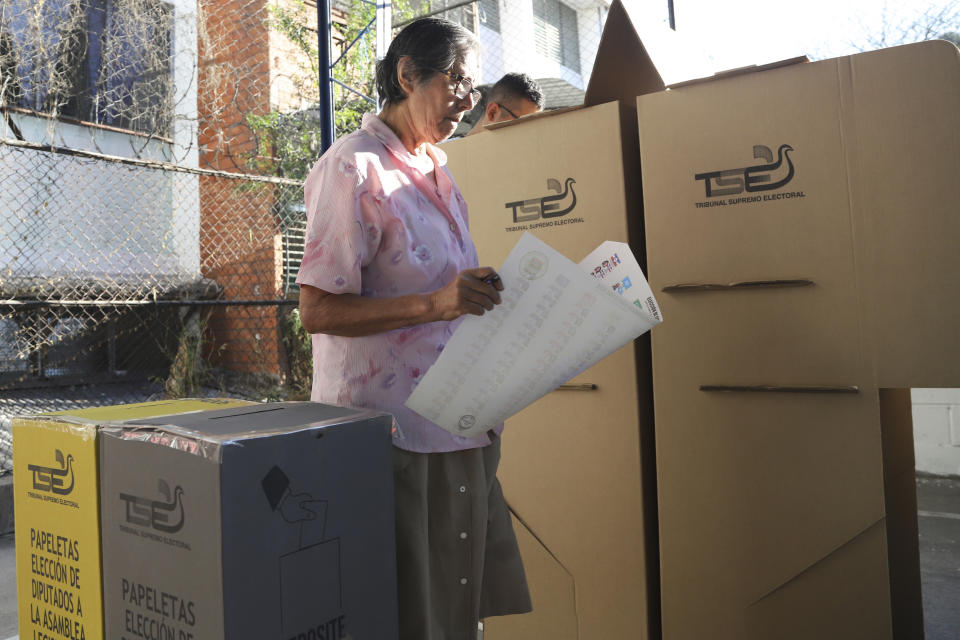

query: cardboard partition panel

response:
[639,39,960,389]
[485,519,578,640]
[879,388,923,640]
[12,398,252,640]
[836,42,960,388]
[445,98,659,639]
[640,39,960,639]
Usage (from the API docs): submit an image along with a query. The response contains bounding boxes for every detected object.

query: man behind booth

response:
[467,72,544,135]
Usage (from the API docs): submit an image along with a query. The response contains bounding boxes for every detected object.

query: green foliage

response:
[269,2,320,75]
[856,2,960,52]
[161,310,221,399]
[941,31,960,47]
[245,110,322,180]
[281,307,313,400]
[247,0,414,180]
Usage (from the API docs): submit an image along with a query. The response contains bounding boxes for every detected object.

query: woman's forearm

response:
[299,285,438,337]
[299,267,503,337]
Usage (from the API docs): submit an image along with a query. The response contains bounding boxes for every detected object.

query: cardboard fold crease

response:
[749,516,887,607]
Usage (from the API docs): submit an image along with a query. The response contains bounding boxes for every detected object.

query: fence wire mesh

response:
[0,0,622,473]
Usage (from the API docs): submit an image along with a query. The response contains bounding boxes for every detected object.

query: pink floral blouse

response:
[296,113,502,453]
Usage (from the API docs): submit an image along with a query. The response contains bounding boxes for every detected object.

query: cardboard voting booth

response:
[97,401,397,640]
[444,5,664,638]
[444,1,960,637]
[12,398,252,640]
[639,38,960,640]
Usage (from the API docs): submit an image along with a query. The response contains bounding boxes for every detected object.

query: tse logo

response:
[119,479,186,534]
[504,177,577,223]
[694,144,795,197]
[28,449,75,495]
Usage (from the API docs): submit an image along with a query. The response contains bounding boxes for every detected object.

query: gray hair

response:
[375,18,479,109]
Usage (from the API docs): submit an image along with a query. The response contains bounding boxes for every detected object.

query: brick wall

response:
[194,0,351,379]
[198,0,283,376]
[199,177,284,374]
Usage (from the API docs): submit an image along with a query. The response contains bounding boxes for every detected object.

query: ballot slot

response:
[555,383,598,391]
[661,279,815,293]
[699,385,860,394]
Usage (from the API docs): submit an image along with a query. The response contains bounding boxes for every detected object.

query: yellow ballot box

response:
[12,398,252,640]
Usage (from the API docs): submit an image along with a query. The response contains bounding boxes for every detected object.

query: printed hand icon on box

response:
[262,465,344,638]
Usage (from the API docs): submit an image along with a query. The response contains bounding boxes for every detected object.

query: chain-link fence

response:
[0,0,628,474]
[0,0,326,475]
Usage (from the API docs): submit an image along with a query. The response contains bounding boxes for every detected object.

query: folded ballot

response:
[405,232,662,437]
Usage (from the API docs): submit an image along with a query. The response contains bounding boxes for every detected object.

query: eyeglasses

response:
[430,67,481,102]
[496,102,520,120]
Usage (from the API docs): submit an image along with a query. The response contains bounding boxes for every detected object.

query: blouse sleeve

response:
[296,151,382,295]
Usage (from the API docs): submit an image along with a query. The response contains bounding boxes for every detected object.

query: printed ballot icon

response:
[262,465,343,636]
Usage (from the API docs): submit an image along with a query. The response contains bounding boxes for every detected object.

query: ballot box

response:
[97,401,397,640]
[13,398,253,640]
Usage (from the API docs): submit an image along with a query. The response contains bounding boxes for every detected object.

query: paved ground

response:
[917,475,960,639]
[0,532,14,639]
[0,477,957,639]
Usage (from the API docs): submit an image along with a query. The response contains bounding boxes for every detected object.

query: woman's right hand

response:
[430,267,504,321]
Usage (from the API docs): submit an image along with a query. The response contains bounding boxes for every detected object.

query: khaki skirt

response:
[393,432,531,640]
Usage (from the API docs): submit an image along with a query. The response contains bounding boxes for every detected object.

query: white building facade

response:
[0,0,201,288]
[446,0,609,90]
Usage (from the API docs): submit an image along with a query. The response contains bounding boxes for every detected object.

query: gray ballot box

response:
[98,401,397,640]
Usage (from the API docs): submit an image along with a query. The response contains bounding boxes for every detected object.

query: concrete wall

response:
[913,389,960,477]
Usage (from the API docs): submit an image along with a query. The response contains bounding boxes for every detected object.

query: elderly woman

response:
[296,17,531,640]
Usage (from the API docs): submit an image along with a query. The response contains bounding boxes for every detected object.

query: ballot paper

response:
[405,233,663,437]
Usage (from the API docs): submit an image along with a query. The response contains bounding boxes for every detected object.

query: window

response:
[281,203,308,296]
[0,0,174,136]
[406,0,498,34]
[478,0,500,33]
[533,0,580,73]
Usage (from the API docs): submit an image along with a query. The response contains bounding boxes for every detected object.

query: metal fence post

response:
[376,1,392,109]
[317,0,335,153]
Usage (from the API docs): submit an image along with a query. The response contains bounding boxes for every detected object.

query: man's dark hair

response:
[375,18,479,109]
[486,73,544,110]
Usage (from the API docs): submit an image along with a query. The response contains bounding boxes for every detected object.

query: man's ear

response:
[396,56,417,96]
[485,101,500,122]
